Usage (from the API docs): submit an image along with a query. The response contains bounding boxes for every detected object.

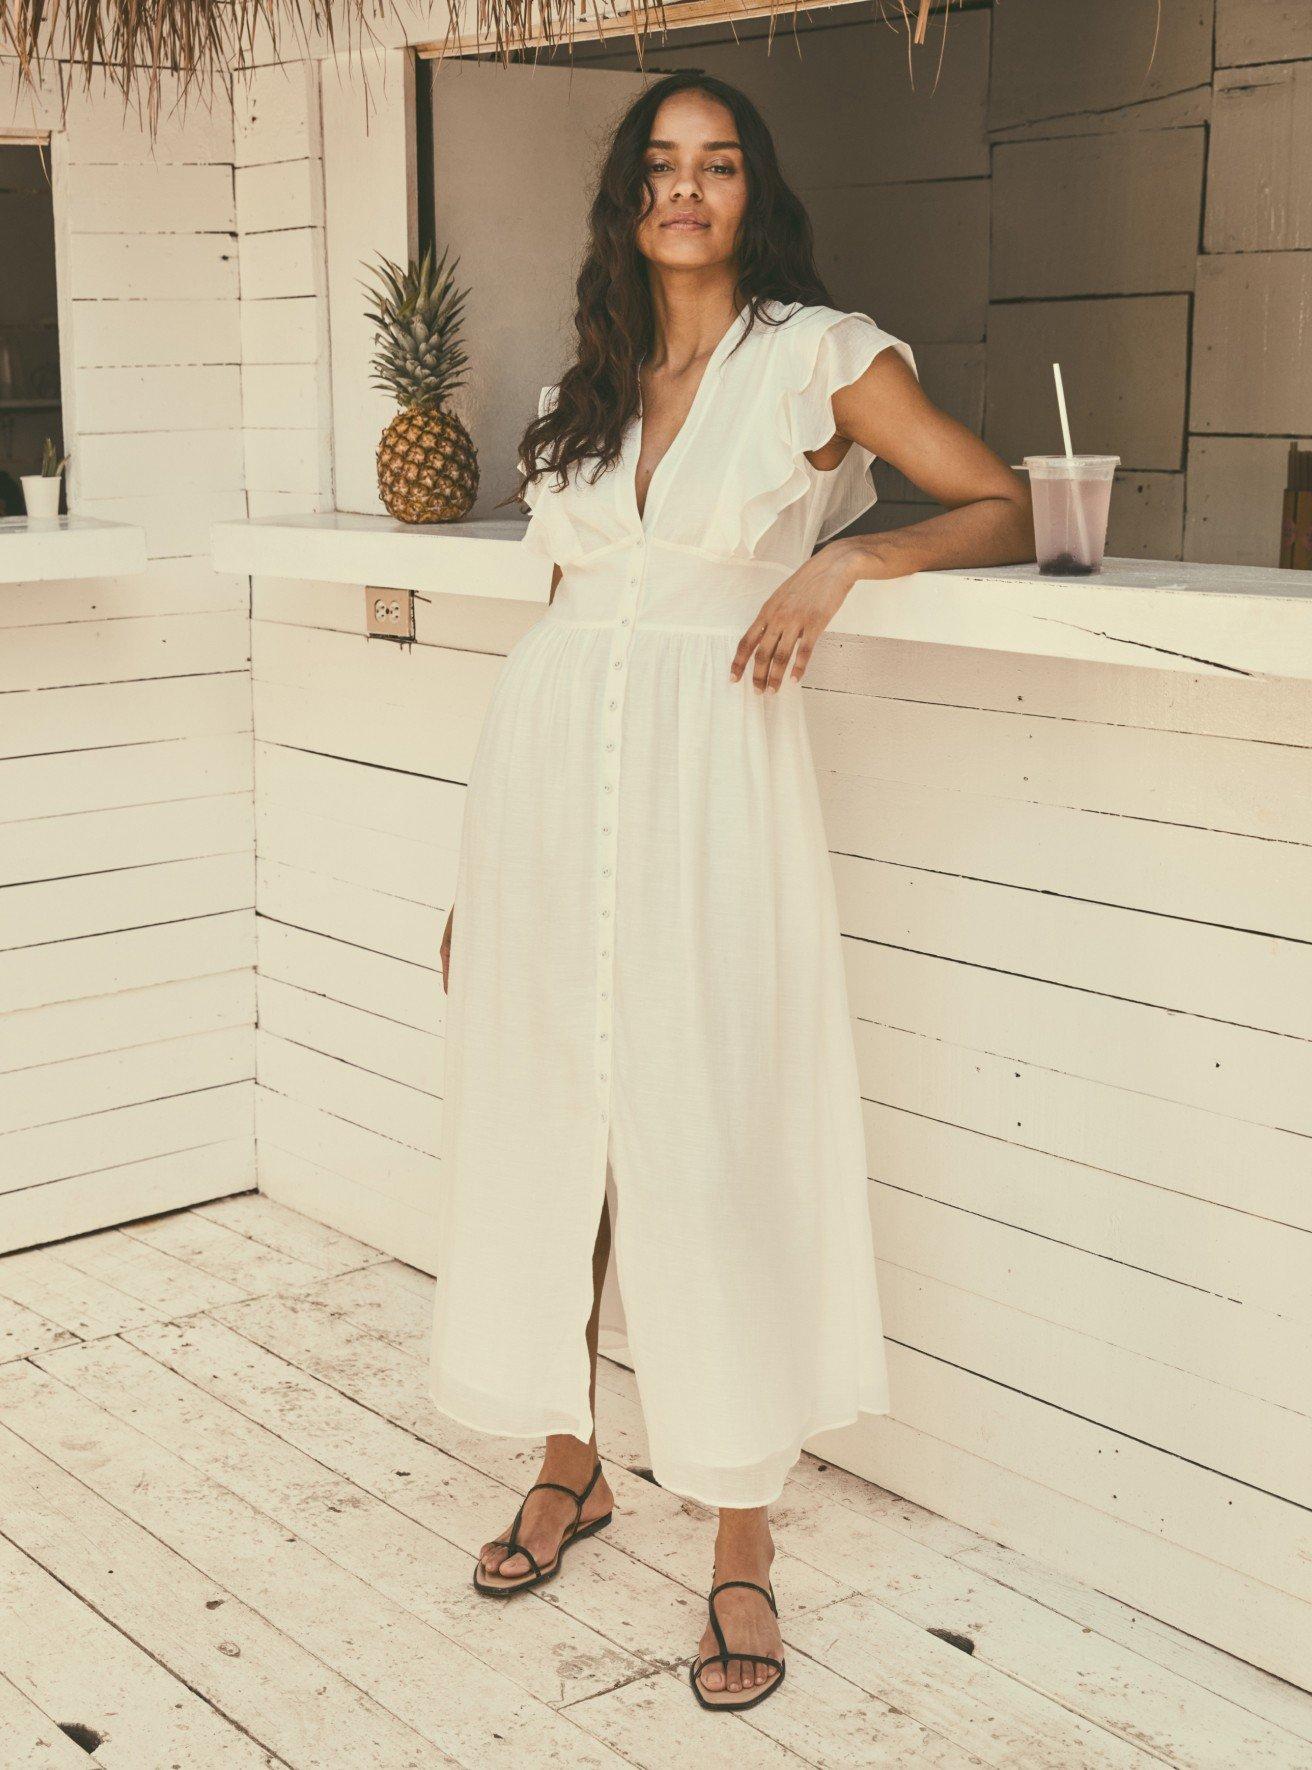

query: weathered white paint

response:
[0,514,145,580]
[2,1193,1308,1759]
[215,513,1312,678]
[318,47,415,515]
[0,61,255,1254]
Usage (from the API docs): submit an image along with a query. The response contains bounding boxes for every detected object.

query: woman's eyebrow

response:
[647,138,742,150]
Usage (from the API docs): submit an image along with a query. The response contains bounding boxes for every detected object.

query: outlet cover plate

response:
[365,584,415,641]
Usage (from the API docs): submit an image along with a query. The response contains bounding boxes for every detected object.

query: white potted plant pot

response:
[21,474,62,518]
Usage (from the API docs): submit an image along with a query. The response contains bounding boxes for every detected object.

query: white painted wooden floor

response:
[1,1194,1310,1769]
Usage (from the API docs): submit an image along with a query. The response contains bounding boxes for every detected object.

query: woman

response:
[430,69,1032,1710]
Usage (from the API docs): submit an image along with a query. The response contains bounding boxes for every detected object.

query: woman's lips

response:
[662,217,710,230]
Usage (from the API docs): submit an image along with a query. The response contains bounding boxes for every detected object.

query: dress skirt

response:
[428,561,891,1508]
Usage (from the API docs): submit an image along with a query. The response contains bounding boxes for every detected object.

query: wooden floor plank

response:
[240,1263,1312,1766]
[204,1287,1172,1767]
[0,1243,163,1338]
[214,1287,850,1620]
[0,1672,95,1769]
[0,1532,278,1768]
[40,1327,649,1711]
[4,1200,1308,1768]
[785,1596,1155,1769]
[0,1356,625,1767]
[127,1312,734,1670]
[954,1538,1312,1749]
[118,1205,328,1293]
[780,1500,1311,1768]
[0,1410,451,1767]
[42,1225,249,1315]
[190,1189,390,1275]
[0,1292,77,1364]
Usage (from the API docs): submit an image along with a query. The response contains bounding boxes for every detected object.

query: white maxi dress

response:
[428,296,918,1508]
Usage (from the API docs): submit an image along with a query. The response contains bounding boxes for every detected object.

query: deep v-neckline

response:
[629,302,750,530]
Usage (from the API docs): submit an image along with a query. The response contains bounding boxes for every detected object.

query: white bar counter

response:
[213,509,1312,680]
[1,512,147,582]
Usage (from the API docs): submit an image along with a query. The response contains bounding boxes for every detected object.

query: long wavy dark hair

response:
[507,70,834,507]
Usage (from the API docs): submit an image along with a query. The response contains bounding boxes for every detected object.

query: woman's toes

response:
[699,1660,725,1691]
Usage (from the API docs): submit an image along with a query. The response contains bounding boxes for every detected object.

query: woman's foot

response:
[694,1508,784,1698]
[476,1438,614,1585]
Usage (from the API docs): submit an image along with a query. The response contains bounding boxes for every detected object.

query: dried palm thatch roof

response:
[3,0,950,120]
[3,0,370,110]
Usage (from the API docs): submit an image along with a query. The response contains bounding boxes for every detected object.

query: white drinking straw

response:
[1053,360,1092,563]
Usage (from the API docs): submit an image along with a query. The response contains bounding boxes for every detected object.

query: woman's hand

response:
[729,536,904,693]
[441,904,454,994]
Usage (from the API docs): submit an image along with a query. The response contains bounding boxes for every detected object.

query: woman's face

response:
[634,90,748,276]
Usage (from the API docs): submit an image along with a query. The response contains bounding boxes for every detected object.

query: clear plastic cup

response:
[1022,455,1119,575]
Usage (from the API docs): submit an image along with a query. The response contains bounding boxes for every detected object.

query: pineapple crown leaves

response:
[361,243,473,414]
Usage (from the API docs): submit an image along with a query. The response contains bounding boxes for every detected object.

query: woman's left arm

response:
[731,348,1035,692]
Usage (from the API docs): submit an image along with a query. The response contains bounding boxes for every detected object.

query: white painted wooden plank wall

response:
[247,565,1312,1692]
[232,61,335,520]
[1,65,255,1249]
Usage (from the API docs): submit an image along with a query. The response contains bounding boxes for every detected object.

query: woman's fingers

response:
[790,628,817,683]
[751,625,784,692]
[730,614,769,682]
[764,627,803,692]
[733,599,815,693]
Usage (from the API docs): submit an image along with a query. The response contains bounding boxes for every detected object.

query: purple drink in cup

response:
[1023,455,1119,575]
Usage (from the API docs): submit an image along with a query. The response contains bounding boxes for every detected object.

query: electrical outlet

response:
[365,585,415,641]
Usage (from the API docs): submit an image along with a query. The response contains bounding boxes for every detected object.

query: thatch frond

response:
[0,0,1008,128]
[1,0,397,124]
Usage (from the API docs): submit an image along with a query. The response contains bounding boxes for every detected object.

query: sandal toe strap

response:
[483,1535,544,1581]
[483,1462,604,1582]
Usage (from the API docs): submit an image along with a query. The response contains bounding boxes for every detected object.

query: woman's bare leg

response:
[695,1507,783,1694]
[477,1196,615,1581]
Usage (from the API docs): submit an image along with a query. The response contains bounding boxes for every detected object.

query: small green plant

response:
[40,437,70,477]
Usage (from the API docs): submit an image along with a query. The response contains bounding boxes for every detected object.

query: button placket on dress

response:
[593,319,746,1174]
[595,533,646,1164]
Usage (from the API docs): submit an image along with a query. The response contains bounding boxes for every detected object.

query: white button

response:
[608,699,618,709]
[600,1108,608,1121]
[599,1072,608,1082]
[604,782,613,792]
[620,617,630,626]
[599,1030,609,1041]
[601,907,611,918]
[602,866,611,877]
[613,659,624,670]
[602,824,612,834]
[605,741,615,752]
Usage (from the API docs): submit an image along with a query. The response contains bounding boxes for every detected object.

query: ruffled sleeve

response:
[730,307,918,557]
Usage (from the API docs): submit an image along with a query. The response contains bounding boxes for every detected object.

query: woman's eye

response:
[646,159,737,175]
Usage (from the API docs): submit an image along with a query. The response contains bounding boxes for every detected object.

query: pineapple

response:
[363,245,479,525]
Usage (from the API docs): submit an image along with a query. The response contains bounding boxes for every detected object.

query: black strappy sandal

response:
[689,1578,787,1711]
[472,1459,612,1596]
